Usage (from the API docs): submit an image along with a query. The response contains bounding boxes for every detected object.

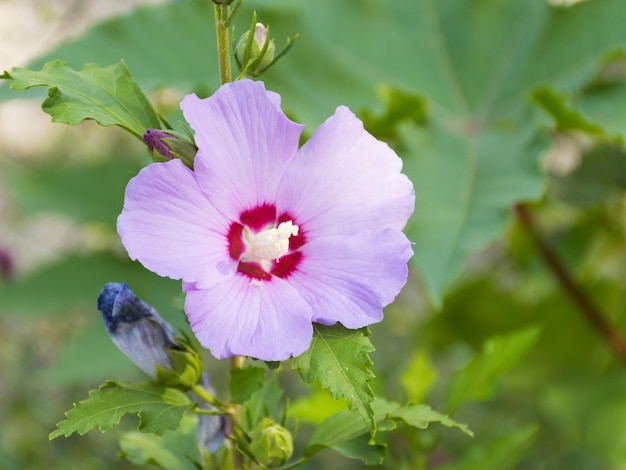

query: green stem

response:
[191,383,221,408]
[213,4,244,468]
[214,4,232,85]
[230,355,245,470]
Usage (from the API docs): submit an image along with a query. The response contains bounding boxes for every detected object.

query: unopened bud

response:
[249,418,293,467]
[142,129,197,168]
[235,23,276,77]
[97,282,180,378]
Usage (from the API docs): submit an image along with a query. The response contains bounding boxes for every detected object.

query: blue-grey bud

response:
[97,282,179,378]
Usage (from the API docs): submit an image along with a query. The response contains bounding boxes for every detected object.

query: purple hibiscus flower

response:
[117,79,414,361]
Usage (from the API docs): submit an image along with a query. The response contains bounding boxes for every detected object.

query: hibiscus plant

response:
[3,0,626,469]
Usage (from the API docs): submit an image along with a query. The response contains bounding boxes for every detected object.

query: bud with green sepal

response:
[155,334,204,389]
[248,418,293,467]
[234,13,297,78]
[142,128,197,169]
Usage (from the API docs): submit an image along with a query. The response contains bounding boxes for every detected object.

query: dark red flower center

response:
[227,203,306,281]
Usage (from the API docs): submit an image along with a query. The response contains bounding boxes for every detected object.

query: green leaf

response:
[303,400,396,460]
[402,120,549,304]
[49,380,193,439]
[447,328,541,411]
[118,414,200,470]
[5,157,142,225]
[291,324,376,429]
[287,389,347,424]
[5,60,160,137]
[327,434,386,466]
[242,375,284,434]
[230,366,266,404]
[391,403,473,437]
[304,398,470,460]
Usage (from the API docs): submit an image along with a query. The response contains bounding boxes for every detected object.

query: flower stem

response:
[514,203,626,362]
[213,6,244,467]
[191,383,222,408]
[230,355,245,469]
[214,3,232,85]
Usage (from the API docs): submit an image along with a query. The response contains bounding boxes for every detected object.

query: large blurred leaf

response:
[3,61,160,137]
[402,122,548,302]
[6,158,141,225]
[0,253,181,318]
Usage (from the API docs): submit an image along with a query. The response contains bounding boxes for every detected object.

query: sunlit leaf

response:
[400,350,438,404]
[3,60,160,137]
[287,389,347,424]
[291,324,376,429]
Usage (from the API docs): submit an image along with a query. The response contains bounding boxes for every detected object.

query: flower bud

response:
[142,129,197,168]
[234,23,276,77]
[249,418,293,467]
[97,282,180,378]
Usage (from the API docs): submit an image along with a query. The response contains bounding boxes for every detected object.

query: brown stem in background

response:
[513,203,626,363]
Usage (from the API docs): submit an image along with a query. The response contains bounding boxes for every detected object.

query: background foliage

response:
[3,0,626,468]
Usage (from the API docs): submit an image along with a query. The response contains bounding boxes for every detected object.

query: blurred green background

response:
[3,0,626,468]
